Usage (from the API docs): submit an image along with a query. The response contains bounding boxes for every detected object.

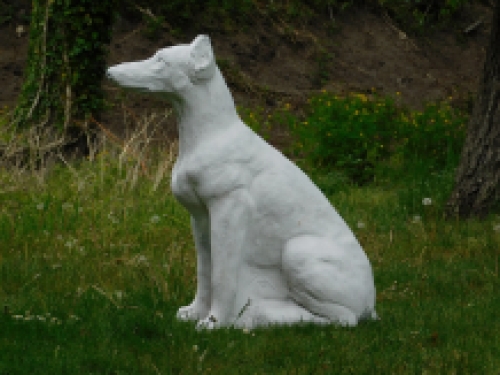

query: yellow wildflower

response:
[356,93,368,102]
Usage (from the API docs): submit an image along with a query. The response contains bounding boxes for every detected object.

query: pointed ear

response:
[190,35,216,82]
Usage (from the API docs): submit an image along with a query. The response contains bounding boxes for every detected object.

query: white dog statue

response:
[107,35,378,330]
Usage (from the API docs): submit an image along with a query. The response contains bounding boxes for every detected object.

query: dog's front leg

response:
[177,214,211,321]
[196,189,251,330]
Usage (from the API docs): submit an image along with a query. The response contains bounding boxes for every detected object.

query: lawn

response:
[1,94,499,374]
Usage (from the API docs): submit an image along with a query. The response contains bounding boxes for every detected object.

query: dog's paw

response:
[176,303,209,322]
[195,314,219,331]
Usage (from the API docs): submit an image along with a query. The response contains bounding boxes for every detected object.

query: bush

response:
[288,91,467,186]
[290,91,399,185]
[395,101,467,170]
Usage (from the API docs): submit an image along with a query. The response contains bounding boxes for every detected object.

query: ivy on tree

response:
[13,0,116,143]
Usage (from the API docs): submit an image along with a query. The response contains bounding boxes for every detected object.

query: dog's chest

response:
[171,161,203,210]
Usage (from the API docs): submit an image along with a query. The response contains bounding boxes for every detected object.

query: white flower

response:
[16,25,25,37]
[422,198,432,206]
[357,221,365,229]
[114,291,124,300]
[36,203,45,210]
[150,215,160,224]
[412,215,421,223]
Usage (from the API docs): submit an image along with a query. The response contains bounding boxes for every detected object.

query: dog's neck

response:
[172,67,242,158]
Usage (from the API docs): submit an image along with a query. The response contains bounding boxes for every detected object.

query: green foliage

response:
[142,13,166,40]
[395,101,468,169]
[378,0,470,33]
[58,0,116,120]
[13,0,117,131]
[0,1,13,26]
[313,49,334,88]
[290,91,399,185]
[122,0,253,27]
[119,0,473,37]
[238,106,277,142]
[118,0,353,33]
[288,91,467,186]
[0,0,30,26]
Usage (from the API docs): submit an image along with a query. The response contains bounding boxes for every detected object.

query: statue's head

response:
[106,35,216,94]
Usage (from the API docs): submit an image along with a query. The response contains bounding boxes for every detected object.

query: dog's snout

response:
[105,68,113,79]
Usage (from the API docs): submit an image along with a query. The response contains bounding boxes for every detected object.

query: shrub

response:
[290,91,399,185]
[288,91,467,186]
[395,100,467,170]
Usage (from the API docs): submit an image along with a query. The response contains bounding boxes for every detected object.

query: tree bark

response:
[444,0,500,220]
[10,0,115,156]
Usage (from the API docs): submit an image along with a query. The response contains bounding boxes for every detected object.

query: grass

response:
[1,94,499,374]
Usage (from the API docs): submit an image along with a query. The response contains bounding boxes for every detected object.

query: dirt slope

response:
[0,4,494,141]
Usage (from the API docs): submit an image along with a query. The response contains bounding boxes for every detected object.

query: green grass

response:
[1,94,499,374]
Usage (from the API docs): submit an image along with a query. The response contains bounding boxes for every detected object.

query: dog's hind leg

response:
[282,235,376,327]
[233,299,330,329]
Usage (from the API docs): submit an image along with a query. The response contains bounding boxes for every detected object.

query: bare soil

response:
[0,3,495,147]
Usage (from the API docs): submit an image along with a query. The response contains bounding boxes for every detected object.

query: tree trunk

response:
[444,0,500,220]
[10,0,115,156]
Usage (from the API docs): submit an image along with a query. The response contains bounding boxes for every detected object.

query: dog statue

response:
[107,35,378,330]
